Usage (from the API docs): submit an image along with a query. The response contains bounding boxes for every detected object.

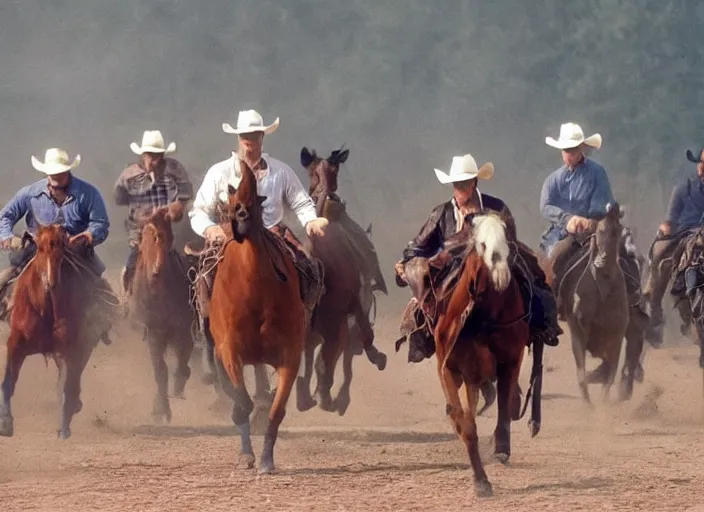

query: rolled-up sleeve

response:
[665,183,686,226]
[282,165,317,227]
[587,165,616,217]
[85,185,110,246]
[189,166,220,237]
[0,187,30,241]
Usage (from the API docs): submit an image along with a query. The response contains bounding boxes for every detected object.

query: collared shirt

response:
[189,153,318,237]
[539,157,615,254]
[114,157,193,243]
[665,177,704,231]
[0,176,110,245]
[452,191,486,232]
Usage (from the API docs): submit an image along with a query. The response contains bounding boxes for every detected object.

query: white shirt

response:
[189,153,318,237]
[452,189,485,232]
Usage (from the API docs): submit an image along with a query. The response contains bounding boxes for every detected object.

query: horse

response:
[0,224,110,439]
[207,159,306,473]
[292,145,387,415]
[129,204,194,424]
[433,212,534,498]
[551,203,629,405]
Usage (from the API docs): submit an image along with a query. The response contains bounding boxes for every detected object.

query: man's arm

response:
[401,206,444,262]
[113,169,131,206]
[539,171,571,227]
[587,164,616,218]
[661,183,686,235]
[0,187,30,243]
[188,166,220,237]
[282,165,318,228]
[85,185,110,246]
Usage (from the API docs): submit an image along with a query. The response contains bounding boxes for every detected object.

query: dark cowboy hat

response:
[686,148,704,163]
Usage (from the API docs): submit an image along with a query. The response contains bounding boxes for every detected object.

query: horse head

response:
[300,145,349,208]
[136,206,178,280]
[593,202,625,269]
[471,212,512,293]
[227,160,266,243]
[34,223,69,291]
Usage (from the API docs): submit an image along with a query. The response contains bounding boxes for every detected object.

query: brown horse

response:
[550,203,629,405]
[0,224,107,439]
[208,159,305,473]
[129,204,194,424]
[295,145,387,415]
[433,212,532,498]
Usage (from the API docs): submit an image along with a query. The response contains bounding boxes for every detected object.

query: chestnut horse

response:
[208,160,305,473]
[0,224,108,439]
[129,204,194,424]
[295,145,387,415]
[434,212,533,498]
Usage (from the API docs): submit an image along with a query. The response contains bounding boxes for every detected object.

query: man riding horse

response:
[188,109,328,319]
[0,148,116,339]
[394,153,561,364]
[114,130,194,299]
[644,148,704,344]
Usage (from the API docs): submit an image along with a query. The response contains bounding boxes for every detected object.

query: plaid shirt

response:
[114,157,194,243]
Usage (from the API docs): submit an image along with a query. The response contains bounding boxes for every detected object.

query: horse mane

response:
[471,213,511,292]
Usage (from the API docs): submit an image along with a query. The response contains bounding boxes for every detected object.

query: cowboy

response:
[394,154,560,363]
[644,148,704,344]
[0,148,115,338]
[539,122,648,321]
[114,130,194,295]
[189,109,328,314]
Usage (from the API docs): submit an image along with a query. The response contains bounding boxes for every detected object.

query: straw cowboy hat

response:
[222,109,280,135]
[545,122,602,150]
[31,148,81,175]
[434,154,495,184]
[130,130,176,155]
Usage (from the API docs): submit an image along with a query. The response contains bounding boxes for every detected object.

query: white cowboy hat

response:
[31,148,81,175]
[130,130,176,155]
[545,122,602,150]
[222,109,280,135]
[434,154,495,184]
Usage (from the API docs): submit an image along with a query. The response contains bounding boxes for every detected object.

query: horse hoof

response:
[152,411,172,425]
[57,428,71,440]
[495,452,510,465]
[318,394,335,413]
[258,459,275,475]
[528,420,541,438]
[334,395,351,416]
[238,453,256,470]
[373,352,387,371]
[171,392,186,400]
[75,400,83,415]
[0,416,14,437]
[296,394,317,413]
[475,480,493,498]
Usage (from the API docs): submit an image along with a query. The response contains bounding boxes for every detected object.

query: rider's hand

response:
[394,260,406,281]
[69,231,94,248]
[305,218,329,238]
[204,225,226,243]
[167,201,185,222]
[0,238,13,250]
[658,222,672,236]
[566,215,593,234]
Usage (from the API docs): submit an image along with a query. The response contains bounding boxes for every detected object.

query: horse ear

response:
[227,184,237,196]
[300,147,314,168]
[338,149,349,164]
[257,195,267,205]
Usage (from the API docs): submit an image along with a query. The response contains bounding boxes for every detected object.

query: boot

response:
[0,266,19,321]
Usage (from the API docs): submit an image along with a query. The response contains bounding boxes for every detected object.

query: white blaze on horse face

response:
[472,214,511,292]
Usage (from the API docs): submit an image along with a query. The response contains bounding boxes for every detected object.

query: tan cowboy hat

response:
[31,148,81,175]
[130,130,176,155]
[545,122,602,150]
[434,154,494,184]
[222,109,280,135]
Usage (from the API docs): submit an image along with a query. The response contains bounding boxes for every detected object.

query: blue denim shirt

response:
[539,158,615,256]
[665,177,704,232]
[0,176,110,273]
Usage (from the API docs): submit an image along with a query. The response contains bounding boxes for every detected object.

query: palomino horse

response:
[550,203,629,405]
[207,160,306,473]
[293,145,387,414]
[0,225,110,439]
[433,212,535,498]
[129,204,194,424]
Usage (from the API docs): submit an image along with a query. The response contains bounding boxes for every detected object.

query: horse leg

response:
[148,336,171,424]
[260,363,299,474]
[352,298,386,371]
[315,318,345,412]
[57,346,92,440]
[528,339,544,438]
[460,374,492,498]
[213,349,255,468]
[0,332,27,437]
[569,322,592,406]
[251,364,273,436]
[618,318,644,402]
[494,350,524,464]
[296,332,317,412]
[334,335,354,416]
[172,333,194,400]
[202,319,229,414]
[477,380,496,417]
[601,340,622,405]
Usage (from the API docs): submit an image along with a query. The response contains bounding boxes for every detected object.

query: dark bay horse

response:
[433,212,535,498]
[129,204,194,424]
[0,225,108,439]
[294,145,387,415]
[550,203,629,405]
[208,160,306,474]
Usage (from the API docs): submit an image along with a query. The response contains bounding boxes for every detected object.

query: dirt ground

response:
[2,297,704,511]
